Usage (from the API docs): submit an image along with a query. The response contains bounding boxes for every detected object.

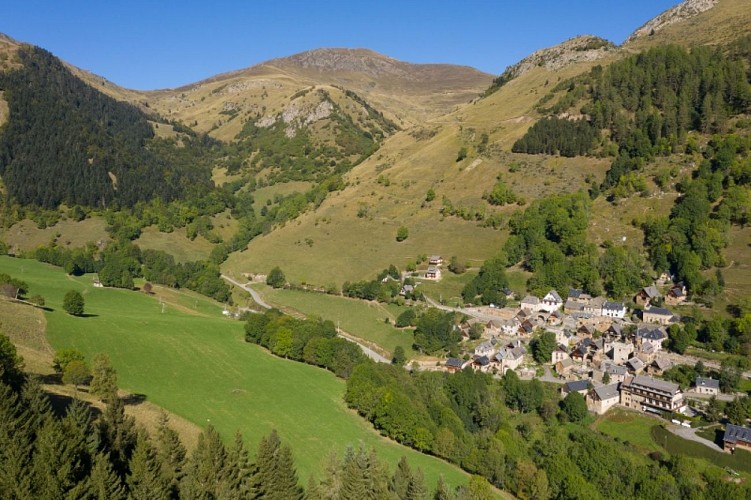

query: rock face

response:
[279,48,410,78]
[496,35,617,83]
[625,0,718,44]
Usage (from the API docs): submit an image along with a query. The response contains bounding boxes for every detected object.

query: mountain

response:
[141,48,493,142]
[223,0,751,289]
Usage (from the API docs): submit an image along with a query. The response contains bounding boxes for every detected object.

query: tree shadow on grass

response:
[122,393,147,406]
[46,391,102,420]
[75,313,99,318]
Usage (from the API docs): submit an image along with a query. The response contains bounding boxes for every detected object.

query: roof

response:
[568,288,583,299]
[521,295,540,305]
[603,301,625,311]
[544,290,563,302]
[502,287,513,296]
[445,358,464,369]
[652,358,672,371]
[594,383,620,401]
[696,377,720,390]
[725,424,751,444]
[627,375,680,395]
[645,307,673,317]
[558,358,574,369]
[603,363,628,375]
[668,287,686,298]
[641,286,661,298]
[626,358,645,370]
[564,380,590,393]
[638,325,667,340]
[429,255,442,261]
[426,266,439,273]
[474,355,490,366]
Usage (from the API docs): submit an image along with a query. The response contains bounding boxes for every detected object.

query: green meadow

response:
[260,285,415,357]
[0,256,466,488]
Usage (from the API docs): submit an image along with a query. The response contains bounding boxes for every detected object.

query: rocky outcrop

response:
[493,35,617,88]
[625,0,718,44]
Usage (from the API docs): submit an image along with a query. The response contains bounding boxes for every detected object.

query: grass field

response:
[592,408,661,453]
[0,256,467,489]
[652,426,751,476]
[2,217,110,253]
[135,225,214,263]
[258,285,414,357]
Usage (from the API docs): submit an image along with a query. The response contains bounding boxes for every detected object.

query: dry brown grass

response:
[624,0,751,52]
[2,218,110,254]
[136,225,214,263]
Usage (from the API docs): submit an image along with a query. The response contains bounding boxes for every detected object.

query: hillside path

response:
[221,275,271,309]
[221,275,390,364]
[667,424,723,452]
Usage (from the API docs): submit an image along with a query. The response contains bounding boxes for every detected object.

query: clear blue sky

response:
[3,0,679,90]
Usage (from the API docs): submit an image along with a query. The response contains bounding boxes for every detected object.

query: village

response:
[409,257,751,455]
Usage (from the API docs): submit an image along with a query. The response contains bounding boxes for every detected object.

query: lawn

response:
[0,256,467,489]
[652,426,751,475]
[258,285,415,357]
[592,408,661,453]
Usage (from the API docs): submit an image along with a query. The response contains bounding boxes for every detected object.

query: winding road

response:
[220,275,390,364]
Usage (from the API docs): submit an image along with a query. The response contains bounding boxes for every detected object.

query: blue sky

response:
[3,1,679,90]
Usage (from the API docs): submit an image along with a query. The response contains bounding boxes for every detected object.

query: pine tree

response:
[390,456,413,499]
[181,424,227,498]
[90,353,119,403]
[406,468,429,500]
[154,411,186,499]
[127,431,171,500]
[88,452,125,500]
[433,475,453,500]
[339,446,368,500]
[0,381,33,497]
[251,429,302,499]
[218,431,252,499]
[95,396,137,480]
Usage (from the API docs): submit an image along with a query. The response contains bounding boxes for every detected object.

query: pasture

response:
[0,256,467,488]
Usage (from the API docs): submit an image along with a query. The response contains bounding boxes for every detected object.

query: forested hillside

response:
[0,47,216,208]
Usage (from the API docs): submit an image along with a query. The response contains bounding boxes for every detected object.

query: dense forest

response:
[512,44,751,190]
[0,47,218,208]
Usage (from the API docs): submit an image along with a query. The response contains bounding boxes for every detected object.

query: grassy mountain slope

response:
[225,0,751,294]
[624,0,748,50]
[144,48,493,141]
[222,48,617,285]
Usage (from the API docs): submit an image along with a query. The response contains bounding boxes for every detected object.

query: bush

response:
[396,226,409,242]
[63,290,85,316]
[266,267,286,288]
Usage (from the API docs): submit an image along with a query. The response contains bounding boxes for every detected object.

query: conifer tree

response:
[251,429,302,499]
[127,431,171,500]
[218,431,253,499]
[154,411,186,499]
[181,424,227,498]
[406,468,428,500]
[390,456,413,499]
[433,475,453,500]
[88,452,125,500]
[0,382,32,497]
[95,395,137,480]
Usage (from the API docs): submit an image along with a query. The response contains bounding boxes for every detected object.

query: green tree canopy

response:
[62,290,85,316]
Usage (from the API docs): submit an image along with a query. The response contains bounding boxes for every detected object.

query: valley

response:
[1,0,751,497]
